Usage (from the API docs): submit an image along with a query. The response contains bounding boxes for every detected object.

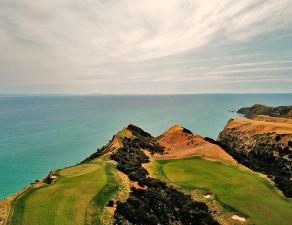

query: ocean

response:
[0,94,291,199]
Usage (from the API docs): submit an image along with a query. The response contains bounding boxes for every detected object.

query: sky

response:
[0,0,292,94]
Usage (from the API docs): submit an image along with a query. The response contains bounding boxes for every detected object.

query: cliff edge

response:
[218,115,292,198]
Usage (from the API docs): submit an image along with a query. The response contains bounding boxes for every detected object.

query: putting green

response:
[7,160,120,225]
[152,157,292,225]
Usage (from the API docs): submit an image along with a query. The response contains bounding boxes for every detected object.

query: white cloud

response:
[0,0,292,93]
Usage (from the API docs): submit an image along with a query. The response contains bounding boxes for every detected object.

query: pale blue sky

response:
[0,0,292,94]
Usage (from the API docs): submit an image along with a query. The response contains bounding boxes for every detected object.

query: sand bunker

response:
[231,215,246,222]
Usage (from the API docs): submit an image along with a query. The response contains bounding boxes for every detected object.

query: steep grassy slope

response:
[151,157,292,225]
[7,159,121,225]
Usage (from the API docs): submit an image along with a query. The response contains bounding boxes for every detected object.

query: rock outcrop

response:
[238,104,292,118]
[218,115,292,198]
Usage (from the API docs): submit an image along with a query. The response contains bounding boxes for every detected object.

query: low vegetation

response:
[82,145,114,163]
[110,131,218,225]
[85,161,121,225]
[151,157,292,225]
[7,123,290,225]
[216,117,292,198]
[7,159,120,225]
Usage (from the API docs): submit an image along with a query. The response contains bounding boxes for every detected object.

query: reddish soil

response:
[155,125,236,165]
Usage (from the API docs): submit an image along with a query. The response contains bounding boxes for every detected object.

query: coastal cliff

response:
[218,115,292,198]
[3,118,292,225]
[2,124,219,225]
[96,124,219,225]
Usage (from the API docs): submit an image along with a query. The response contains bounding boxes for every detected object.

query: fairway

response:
[7,160,120,225]
[152,157,292,225]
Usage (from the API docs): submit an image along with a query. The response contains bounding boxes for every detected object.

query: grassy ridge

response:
[7,159,120,225]
[152,157,292,225]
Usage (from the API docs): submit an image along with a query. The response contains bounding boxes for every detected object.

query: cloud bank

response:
[0,0,292,93]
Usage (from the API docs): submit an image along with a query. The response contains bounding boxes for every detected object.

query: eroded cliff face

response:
[218,116,292,198]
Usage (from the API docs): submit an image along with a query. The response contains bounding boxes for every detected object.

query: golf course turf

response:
[7,159,121,225]
[151,157,292,225]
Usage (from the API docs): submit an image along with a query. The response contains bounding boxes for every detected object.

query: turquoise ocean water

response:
[0,94,291,199]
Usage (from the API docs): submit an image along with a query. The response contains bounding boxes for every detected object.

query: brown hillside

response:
[156,125,236,165]
[222,116,292,137]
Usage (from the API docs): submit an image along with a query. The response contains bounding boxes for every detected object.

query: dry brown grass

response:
[224,116,292,135]
[0,196,13,225]
[155,125,236,165]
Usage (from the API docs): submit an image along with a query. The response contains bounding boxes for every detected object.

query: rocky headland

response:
[1,104,292,225]
[238,104,292,118]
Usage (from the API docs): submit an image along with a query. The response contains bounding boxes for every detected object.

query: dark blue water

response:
[0,94,291,199]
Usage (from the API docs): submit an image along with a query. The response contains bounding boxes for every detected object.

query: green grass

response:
[152,157,292,225]
[7,159,121,225]
[85,162,121,225]
[59,164,101,177]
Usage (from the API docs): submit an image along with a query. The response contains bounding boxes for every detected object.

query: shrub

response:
[111,132,218,225]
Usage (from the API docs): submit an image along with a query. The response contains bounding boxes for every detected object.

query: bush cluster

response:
[111,133,218,225]
[114,186,218,225]
[214,137,292,198]
[127,124,152,138]
[110,139,150,182]
[182,127,193,134]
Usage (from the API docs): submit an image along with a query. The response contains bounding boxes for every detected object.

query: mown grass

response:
[152,157,292,225]
[59,163,101,177]
[7,159,120,225]
[85,162,121,225]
